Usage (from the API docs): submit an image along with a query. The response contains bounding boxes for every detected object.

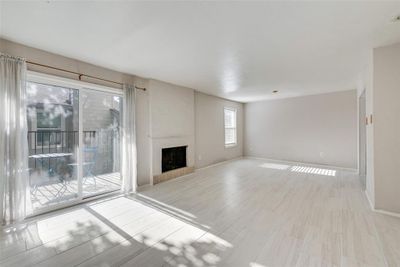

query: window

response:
[224,107,237,146]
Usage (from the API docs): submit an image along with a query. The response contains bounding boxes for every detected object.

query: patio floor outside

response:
[30,172,121,210]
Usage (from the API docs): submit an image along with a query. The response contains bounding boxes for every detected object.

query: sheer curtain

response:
[121,84,137,193]
[0,53,31,225]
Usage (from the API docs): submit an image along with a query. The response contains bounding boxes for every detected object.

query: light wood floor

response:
[1,158,400,267]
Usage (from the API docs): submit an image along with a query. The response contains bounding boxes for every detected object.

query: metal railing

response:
[28,129,119,177]
[28,130,96,155]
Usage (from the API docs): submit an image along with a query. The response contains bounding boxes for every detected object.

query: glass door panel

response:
[81,89,122,197]
[27,82,80,210]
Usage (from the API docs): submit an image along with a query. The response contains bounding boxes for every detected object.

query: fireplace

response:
[162,146,187,173]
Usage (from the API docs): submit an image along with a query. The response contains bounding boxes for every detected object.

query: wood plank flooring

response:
[1,158,400,267]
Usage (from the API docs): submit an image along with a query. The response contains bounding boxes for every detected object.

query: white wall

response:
[148,79,195,177]
[0,38,151,186]
[1,38,247,186]
[194,92,243,168]
[244,90,358,169]
[373,43,400,213]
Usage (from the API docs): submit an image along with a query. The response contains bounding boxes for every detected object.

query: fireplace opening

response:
[162,146,187,173]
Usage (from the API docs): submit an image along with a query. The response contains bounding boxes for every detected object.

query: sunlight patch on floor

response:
[1,195,231,266]
[290,166,336,176]
[259,163,290,170]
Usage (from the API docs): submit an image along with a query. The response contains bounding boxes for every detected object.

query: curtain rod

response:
[26,60,146,91]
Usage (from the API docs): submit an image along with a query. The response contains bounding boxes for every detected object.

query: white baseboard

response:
[195,156,244,171]
[364,190,400,219]
[365,189,375,210]
[373,209,400,219]
[244,156,358,172]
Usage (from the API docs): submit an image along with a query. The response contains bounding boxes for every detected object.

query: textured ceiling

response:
[1,1,400,102]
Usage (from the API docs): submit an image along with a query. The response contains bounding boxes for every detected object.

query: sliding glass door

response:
[27,82,80,210]
[81,89,122,198]
[26,74,123,212]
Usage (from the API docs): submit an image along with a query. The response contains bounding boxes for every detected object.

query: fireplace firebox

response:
[162,146,187,173]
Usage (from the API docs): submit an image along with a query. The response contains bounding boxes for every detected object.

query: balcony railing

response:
[28,130,96,156]
[27,129,121,209]
[28,130,119,176]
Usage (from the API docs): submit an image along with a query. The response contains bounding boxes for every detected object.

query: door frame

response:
[358,89,367,188]
[27,71,124,216]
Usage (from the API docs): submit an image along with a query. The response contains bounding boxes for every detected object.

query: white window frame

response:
[224,107,237,147]
[27,71,124,216]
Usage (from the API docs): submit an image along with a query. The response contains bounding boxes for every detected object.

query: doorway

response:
[26,72,123,213]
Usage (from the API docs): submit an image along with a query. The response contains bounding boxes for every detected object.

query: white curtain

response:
[121,84,137,193]
[0,53,31,225]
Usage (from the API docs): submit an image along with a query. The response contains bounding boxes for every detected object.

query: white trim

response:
[373,209,400,219]
[365,189,375,210]
[77,90,83,198]
[196,156,243,171]
[357,89,366,177]
[224,106,237,146]
[364,190,400,219]
[27,71,123,96]
[27,190,122,219]
[225,143,237,148]
[364,190,400,218]
[223,106,237,112]
[244,156,358,172]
